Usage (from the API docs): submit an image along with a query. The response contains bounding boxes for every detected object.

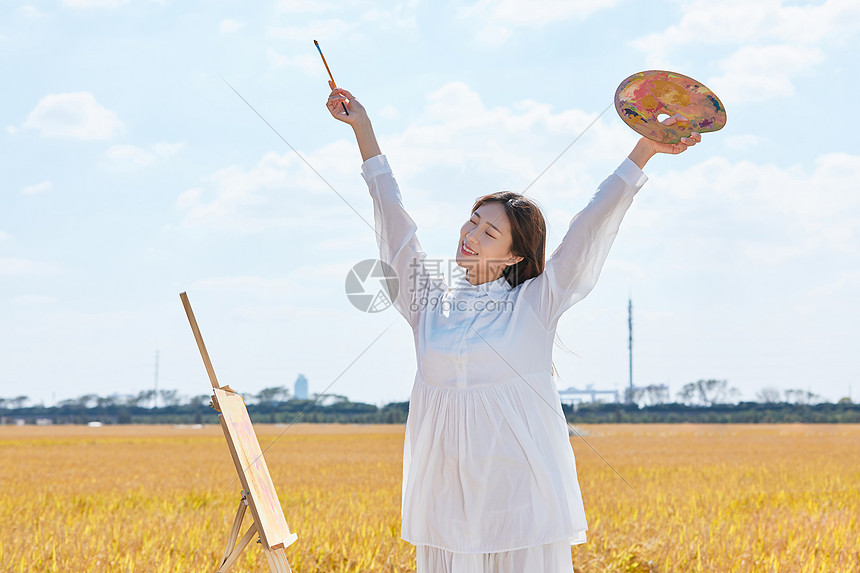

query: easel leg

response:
[217,521,258,573]
[262,546,293,573]
[215,493,296,573]
[220,495,248,567]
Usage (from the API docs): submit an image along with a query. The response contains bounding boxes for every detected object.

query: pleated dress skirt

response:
[415,540,575,573]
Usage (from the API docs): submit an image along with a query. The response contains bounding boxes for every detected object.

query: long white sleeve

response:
[520,157,648,328]
[361,154,441,330]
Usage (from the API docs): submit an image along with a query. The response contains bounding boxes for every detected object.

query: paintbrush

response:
[315,40,348,116]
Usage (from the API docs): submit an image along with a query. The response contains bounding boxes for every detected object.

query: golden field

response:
[0,423,857,573]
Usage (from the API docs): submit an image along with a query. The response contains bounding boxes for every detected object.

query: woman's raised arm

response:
[326,86,442,330]
[520,117,702,328]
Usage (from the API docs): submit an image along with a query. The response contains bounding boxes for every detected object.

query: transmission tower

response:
[154,350,160,408]
[628,297,633,403]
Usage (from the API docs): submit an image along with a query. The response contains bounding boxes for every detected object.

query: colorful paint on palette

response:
[614,70,727,144]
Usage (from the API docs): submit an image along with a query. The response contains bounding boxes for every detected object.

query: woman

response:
[326,86,700,573]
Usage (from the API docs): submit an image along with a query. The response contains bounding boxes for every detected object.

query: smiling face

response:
[456,201,524,285]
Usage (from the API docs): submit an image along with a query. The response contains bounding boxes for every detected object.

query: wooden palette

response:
[614,70,727,144]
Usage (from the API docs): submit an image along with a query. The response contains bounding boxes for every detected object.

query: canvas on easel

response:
[180,292,298,573]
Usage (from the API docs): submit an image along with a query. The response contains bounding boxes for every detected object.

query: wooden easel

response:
[181,292,298,573]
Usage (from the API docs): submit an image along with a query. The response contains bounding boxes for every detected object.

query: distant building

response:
[294,374,309,400]
[558,383,670,406]
[558,385,620,405]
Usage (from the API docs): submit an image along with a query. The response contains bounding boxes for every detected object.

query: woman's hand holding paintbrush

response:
[315,39,349,115]
[326,87,366,125]
[316,40,379,160]
[326,87,380,162]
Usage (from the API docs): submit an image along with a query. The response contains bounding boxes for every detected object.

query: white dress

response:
[361,154,647,570]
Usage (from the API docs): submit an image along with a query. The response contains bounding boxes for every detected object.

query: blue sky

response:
[2,0,858,407]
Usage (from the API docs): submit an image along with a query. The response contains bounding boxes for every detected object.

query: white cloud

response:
[724,134,761,150]
[708,44,823,103]
[377,105,400,119]
[458,0,618,45]
[23,92,123,140]
[269,19,355,41]
[219,19,245,34]
[151,141,185,156]
[808,270,860,298]
[667,154,860,221]
[0,258,58,276]
[632,0,860,63]
[228,303,341,321]
[267,47,291,69]
[357,5,416,30]
[176,187,204,209]
[62,0,130,7]
[630,0,860,104]
[0,231,10,240]
[643,152,860,265]
[18,5,45,18]
[266,49,323,76]
[275,0,331,12]
[317,232,374,250]
[268,4,416,44]
[176,148,357,232]
[21,181,52,195]
[461,0,618,26]
[381,81,632,188]
[13,295,58,304]
[104,141,184,170]
[603,259,648,281]
[5,126,18,135]
[192,275,300,293]
[106,145,155,166]
[191,265,352,308]
[797,269,860,316]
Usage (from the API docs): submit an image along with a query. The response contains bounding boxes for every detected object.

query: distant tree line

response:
[0,385,410,425]
[564,400,859,424]
[586,380,857,423]
[1,380,856,425]
[625,379,830,408]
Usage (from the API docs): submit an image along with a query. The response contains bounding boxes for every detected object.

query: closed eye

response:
[470,218,497,239]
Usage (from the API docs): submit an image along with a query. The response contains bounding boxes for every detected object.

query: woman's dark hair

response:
[471,191,547,289]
